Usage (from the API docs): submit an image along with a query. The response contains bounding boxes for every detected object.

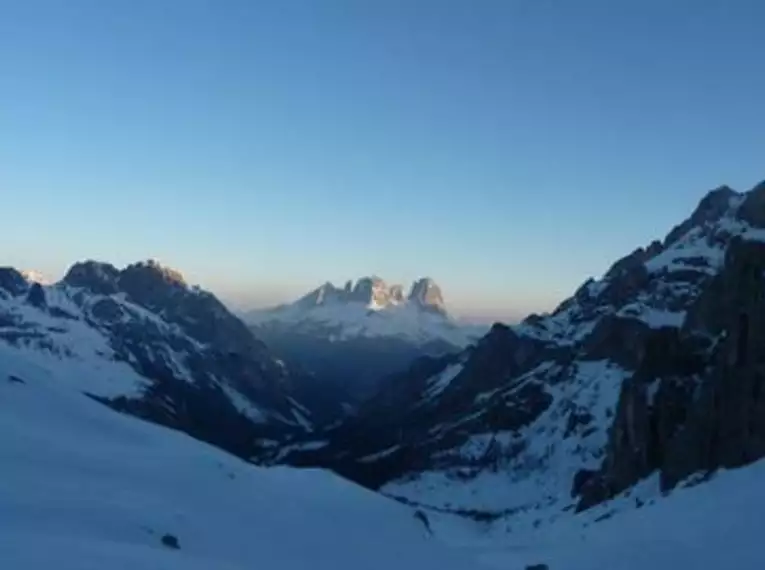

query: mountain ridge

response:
[0,257,325,460]
[272,179,765,526]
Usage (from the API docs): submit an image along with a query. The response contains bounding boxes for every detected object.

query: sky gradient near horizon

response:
[2,0,765,321]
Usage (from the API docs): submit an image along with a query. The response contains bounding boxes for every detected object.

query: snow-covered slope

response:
[4,318,765,570]
[282,180,765,529]
[434,459,765,570]
[0,344,481,570]
[0,259,317,459]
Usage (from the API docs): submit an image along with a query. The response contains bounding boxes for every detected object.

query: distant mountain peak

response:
[0,267,29,296]
[291,276,447,314]
[63,260,121,294]
[248,275,480,349]
[124,259,188,287]
[408,277,446,315]
[20,269,51,285]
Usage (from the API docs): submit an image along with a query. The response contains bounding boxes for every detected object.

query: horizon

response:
[3,1,765,322]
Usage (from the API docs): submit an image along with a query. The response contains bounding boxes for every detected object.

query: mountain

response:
[0,258,319,460]
[5,333,765,570]
[247,276,485,407]
[275,180,765,524]
[0,342,480,570]
[5,187,765,569]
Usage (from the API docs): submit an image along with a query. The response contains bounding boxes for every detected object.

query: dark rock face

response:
[349,276,386,304]
[63,260,121,295]
[737,180,765,227]
[0,268,28,296]
[578,237,765,509]
[408,278,446,315]
[580,316,653,369]
[26,283,47,309]
[90,298,124,322]
[252,326,455,407]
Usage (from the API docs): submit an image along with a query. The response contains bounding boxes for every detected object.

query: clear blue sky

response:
[2,0,764,321]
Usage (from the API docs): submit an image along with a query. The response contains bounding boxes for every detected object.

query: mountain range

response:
[248,276,484,405]
[0,259,322,458]
[272,180,765,521]
[4,180,765,568]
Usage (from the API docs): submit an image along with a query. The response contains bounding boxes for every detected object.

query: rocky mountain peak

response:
[292,276,449,315]
[122,259,188,288]
[349,276,391,306]
[0,267,29,297]
[63,260,121,294]
[663,185,741,248]
[408,277,446,315]
[737,180,765,228]
[297,282,345,308]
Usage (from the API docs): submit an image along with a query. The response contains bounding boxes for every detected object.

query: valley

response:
[4,180,765,569]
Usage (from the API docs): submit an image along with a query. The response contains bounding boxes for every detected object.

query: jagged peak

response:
[63,260,120,293]
[408,277,446,315]
[737,180,765,228]
[286,275,449,315]
[0,267,29,296]
[123,259,188,287]
[662,185,741,249]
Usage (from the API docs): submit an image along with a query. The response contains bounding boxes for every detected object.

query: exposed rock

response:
[0,267,28,296]
[664,185,738,247]
[408,278,446,314]
[580,315,652,369]
[90,298,124,322]
[578,237,765,510]
[26,283,47,309]
[63,261,120,295]
[736,180,765,227]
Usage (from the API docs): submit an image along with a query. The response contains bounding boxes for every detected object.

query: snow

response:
[424,363,464,399]
[271,439,330,461]
[0,347,481,570]
[0,292,149,398]
[384,359,630,515]
[250,297,482,347]
[217,383,268,423]
[460,461,765,570]
[291,407,314,430]
[616,304,686,328]
[358,444,402,463]
[645,226,726,275]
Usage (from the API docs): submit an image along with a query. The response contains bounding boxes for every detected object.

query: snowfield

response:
[0,344,480,570]
[452,459,765,570]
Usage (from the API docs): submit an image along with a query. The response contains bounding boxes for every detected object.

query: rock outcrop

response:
[578,236,765,509]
